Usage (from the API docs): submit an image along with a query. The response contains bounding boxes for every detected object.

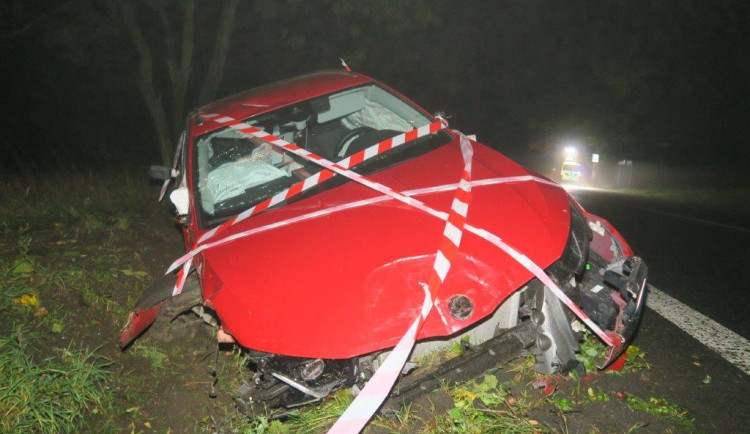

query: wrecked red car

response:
[121,70,647,411]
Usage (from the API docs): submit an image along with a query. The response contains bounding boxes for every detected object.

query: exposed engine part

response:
[520,201,593,375]
[235,290,525,410]
[300,358,325,381]
[271,372,345,399]
[240,352,358,408]
[557,202,593,277]
[236,321,537,416]
[578,263,619,330]
[579,284,618,331]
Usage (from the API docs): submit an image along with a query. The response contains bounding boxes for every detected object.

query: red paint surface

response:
[195,140,570,358]
[179,71,574,359]
[119,303,163,347]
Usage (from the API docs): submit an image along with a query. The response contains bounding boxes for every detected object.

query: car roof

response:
[196,70,373,122]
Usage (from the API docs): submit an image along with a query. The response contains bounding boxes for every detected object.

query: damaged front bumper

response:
[598,256,648,368]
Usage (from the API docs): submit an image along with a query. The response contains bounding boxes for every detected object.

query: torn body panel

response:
[583,213,647,368]
[119,273,177,347]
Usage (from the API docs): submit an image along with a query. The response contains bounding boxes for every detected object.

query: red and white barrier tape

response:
[167,176,544,274]
[195,120,446,245]
[171,257,191,297]
[327,130,473,434]
[164,113,614,432]
[168,114,611,345]
[463,226,612,346]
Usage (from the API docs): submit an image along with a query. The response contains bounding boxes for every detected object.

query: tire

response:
[148,276,206,342]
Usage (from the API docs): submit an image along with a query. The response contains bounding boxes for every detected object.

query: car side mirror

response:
[149,165,174,181]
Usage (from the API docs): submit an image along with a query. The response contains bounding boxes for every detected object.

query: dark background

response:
[2,0,748,187]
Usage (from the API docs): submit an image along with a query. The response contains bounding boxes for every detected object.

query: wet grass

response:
[0,171,161,432]
[0,327,112,433]
[434,373,547,434]
[0,251,114,433]
[624,394,694,431]
[0,171,154,229]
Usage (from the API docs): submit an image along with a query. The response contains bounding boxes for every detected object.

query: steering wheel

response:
[334,127,376,158]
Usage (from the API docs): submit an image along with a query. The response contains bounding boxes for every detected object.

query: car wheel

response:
[149,276,211,342]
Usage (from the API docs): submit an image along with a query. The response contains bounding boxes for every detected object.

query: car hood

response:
[198,136,571,358]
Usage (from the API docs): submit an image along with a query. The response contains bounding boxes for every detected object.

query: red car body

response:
[121,71,647,405]
[186,72,573,358]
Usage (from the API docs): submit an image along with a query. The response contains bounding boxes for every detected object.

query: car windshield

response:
[193,84,444,227]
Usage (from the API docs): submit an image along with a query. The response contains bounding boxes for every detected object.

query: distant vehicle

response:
[121,71,647,412]
[560,160,583,182]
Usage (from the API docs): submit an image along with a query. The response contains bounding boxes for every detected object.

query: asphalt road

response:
[568,186,750,432]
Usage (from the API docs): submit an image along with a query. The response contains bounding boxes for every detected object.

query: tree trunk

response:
[119,1,173,165]
[120,0,238,164]
[172,0,195,137]
[198,0,239,105]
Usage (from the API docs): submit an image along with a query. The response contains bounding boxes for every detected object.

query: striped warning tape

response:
[165,176,551,285]
[167,114,611,346]
[163,113,614,432]
[195,120,446,245]
[168,116,453,278]
[327,130,474,434]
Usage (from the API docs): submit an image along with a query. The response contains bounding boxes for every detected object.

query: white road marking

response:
[647,285,750,375]
[634,206,750,234]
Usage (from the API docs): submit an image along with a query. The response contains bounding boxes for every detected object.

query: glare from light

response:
[563,144,578,160]
[560,184,607,193]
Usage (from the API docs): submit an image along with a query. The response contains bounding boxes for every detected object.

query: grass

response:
[414,338,465,371]
[283,390,354,432]
[0,327,112,433]
[625,394,695,430]
[0,171,159,432]
[575,331,652,375]
[433,374,548,433]
[0,170,154,229]
[128,341,170,370]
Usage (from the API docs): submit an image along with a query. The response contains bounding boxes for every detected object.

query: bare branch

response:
[3,0,80,40]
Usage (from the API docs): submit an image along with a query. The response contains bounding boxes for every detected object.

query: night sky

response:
[2,1,748,186]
